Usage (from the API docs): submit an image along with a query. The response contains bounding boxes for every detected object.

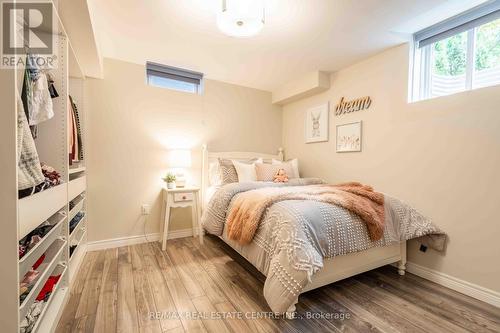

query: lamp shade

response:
[168,149,192,168]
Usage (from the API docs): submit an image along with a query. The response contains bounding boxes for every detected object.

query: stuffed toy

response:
[273,168,289,183]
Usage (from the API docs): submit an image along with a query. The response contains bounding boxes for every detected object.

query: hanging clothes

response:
[29,72,54,125]
[68,95,84,164]
[71,99,79,162]
[21,65,37,138]
[67,97,73,162]
[47,73,59,98]
[69,95,84,161]
[17,91,45,191]
[17,54,62,198]
[21,54,55,138]
[67,97,78,163]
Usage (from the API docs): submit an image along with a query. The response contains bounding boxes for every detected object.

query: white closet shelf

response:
[69,166,86,175]
[69,239,86,277]
[69,195,85,221]
[29,264,68,333]
[69,216,86,244]
[69,229,86,262]
[18,184,67,240]
[19,213,66,278]
[19,238,66,319]
[68,176,86,201]
[32,285,68,333]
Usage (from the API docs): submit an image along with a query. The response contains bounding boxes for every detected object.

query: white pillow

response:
[208,162,221,186]
[272,158,299,178]
[232,158,262,182]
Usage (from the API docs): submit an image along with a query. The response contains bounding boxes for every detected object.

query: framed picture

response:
[336,121,362,152]
[305,103,329,143]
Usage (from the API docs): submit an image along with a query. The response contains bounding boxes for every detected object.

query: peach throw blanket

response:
[227,182,385,245]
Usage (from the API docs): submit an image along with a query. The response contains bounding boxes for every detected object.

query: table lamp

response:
[167,149,192,187]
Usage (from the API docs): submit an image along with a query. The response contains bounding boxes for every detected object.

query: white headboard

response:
[201,144,284,208]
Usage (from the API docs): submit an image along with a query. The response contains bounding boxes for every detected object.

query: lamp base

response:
[175,175,187,187]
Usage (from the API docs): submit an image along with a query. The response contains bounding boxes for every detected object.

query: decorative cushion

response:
[218,158,238,184]
[272,158,299,178]
[218,158,262,184]
[255,163,294,182]
[232,159,262,182]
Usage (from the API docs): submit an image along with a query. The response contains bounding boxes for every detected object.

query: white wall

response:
[85,46,500,296]
[85,58,282,242]
[282,44,500,293]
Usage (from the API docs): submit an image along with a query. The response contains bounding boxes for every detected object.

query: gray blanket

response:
[202,179,446,313]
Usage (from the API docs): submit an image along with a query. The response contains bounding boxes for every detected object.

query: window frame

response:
[146,62,204,94]
[410,2,500,102]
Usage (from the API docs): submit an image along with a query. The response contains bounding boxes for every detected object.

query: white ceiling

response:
[88,0,487,92]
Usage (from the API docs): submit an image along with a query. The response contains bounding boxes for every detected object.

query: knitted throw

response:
[227,182,385,244]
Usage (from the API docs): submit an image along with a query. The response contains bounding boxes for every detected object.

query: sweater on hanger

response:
[17,92,44,191]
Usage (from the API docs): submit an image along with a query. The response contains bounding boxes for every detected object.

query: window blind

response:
[414,0,500,48]
[146,62,203,85]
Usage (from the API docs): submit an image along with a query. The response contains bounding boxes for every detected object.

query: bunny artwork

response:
[311,111,321,137]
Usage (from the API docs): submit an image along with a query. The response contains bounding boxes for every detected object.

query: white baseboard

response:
[406,262,500,308]
[168,228,198,240]
[86,228,197,251]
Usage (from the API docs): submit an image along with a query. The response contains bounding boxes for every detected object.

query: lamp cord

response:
[143,214,152,243]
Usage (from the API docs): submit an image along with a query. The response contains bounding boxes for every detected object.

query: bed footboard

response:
[282,242,406,319]
[302,242,405,293]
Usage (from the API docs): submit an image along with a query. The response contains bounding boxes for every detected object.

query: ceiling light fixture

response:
[217,0,265,37]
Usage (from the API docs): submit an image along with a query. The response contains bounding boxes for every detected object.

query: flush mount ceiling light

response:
[217,0,265,37]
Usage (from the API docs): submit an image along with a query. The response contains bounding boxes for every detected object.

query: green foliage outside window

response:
[433,32,467,76]
[432,18,500,76]
[475,19,500,71]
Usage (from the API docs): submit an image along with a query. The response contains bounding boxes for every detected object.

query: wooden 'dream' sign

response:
[335,96,372,116]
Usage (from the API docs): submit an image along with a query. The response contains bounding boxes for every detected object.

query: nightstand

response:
[161,186,203,251]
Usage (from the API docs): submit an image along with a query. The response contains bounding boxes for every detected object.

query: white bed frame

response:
[201,145,406,317]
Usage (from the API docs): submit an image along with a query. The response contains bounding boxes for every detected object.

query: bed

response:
[200,145,446,318]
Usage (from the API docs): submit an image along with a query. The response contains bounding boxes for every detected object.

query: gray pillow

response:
[218,158,260,184]
[218,158,238,184]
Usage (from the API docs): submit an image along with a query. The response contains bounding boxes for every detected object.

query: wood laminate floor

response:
[56,235,500,333]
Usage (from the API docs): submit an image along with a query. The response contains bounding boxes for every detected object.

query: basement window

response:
[410,2,500,102]
[146,62,204,94]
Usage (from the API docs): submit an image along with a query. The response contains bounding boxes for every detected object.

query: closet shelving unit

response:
[67,59,87,282]
[0,2,88,332]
